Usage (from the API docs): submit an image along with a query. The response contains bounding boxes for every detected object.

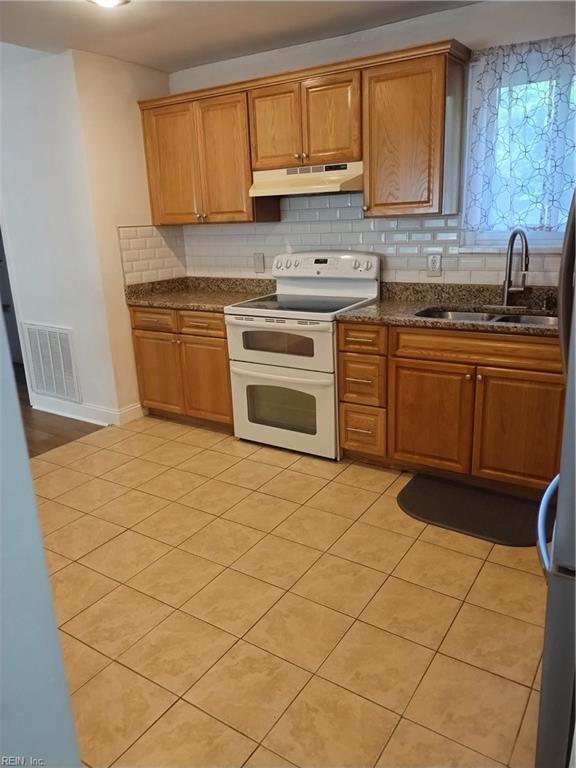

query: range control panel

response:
[272,251,379,279]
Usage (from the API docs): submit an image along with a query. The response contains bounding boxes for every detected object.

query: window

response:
[464,36,575,242]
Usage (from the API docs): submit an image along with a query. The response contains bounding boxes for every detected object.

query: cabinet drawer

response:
[390,327,562,372]
[178,311,226,337]
[339,353,386,407]
[339,323,387,354]
[130,307,177,332]
[340,403,386,457]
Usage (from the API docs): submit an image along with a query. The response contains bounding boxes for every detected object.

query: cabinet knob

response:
[293,153,301,159]
[196,213,202,220]
[302,153,309,161]
[362,205,368,212]
[465,374,472,381]
[477,374,483,382]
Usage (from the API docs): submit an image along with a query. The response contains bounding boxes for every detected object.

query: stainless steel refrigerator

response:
[536,193,575,768]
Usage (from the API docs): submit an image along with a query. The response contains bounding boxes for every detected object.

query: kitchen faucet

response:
[502,228,529,306]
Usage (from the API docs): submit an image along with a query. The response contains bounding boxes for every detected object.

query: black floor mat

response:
[397,474,554,547]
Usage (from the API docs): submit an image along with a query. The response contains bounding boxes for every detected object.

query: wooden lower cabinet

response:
[340,402,386,456]
[472,367,565,489]
[132,331,184,414]
[388,358,476,474]
[180,336,233,424]
[339,352,386,407]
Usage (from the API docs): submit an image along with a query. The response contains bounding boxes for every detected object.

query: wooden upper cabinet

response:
[472,367,565,489]
[301,71,361,164]
[248,72,361,169]
[388,358,475,474]
[142,103,202,224]
[248,83,303,170]
[363,54,446,216]
[195,93,253,222]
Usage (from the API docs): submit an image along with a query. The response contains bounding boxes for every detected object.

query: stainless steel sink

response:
[415,309,496,322]
[415,307,559,328]
[494,314,559,328]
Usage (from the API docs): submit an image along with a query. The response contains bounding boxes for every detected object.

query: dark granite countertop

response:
[125,276,275,313]
[338,300,559,337]
[127,289,261,312]
[125,278,559,337]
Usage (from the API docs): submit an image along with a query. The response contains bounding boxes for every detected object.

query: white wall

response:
[0,43,118,421]
[170,1,574,92]
[0,43,168,423]
[72,50,167,414]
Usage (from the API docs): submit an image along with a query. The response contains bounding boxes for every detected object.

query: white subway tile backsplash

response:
[435,231,459,241]
[444,270,471,283]
[458,256,486,270]
[119,194,559,286]
[118,224,186,285]
[119,227,138,239]
[471,270,500,284]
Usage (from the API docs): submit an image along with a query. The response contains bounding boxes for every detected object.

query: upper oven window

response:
[242,330,314,357]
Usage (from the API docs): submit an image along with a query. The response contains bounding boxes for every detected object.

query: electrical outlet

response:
[253,252,265,273]
[427,253,442,277]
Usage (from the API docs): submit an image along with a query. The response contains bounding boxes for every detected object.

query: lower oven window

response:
[246,385,317,435]
[242,330,314,357]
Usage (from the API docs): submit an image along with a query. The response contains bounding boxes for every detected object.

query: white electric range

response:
[224,251,380,458]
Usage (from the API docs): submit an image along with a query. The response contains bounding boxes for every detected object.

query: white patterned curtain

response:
[464,36,576,233]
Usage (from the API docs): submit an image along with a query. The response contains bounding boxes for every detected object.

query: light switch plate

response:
[253,252,265,273]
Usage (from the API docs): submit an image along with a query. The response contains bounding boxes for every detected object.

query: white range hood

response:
[249,161,363,197]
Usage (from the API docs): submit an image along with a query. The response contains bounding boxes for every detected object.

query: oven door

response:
[225,315,334,372]
[230,361,337,458]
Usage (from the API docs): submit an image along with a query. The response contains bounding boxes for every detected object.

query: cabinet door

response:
[180,336,233,424]
[142,103,202,225]
[472,367,565,489]
[248,83,302,169]
[388,358,475,473]
[363,55,445,216]
[301,71,361,164]
[194,93,253,222]
[132,331,184,413]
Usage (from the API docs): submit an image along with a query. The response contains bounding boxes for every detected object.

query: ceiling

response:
[0,1,474,73]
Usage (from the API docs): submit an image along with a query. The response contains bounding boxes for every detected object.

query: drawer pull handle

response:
[345,377,373,384]
[186,322,210,328]
[346,427,373,435]
[346,336,373,343]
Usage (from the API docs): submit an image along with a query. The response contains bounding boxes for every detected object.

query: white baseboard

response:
[115,403,146,426]
[27,394,144,427]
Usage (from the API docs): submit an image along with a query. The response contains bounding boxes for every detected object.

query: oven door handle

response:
[225,317,333,332]
[230,365,333,388]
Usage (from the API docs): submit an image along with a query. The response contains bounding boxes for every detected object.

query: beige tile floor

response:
[32,416,546,768]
